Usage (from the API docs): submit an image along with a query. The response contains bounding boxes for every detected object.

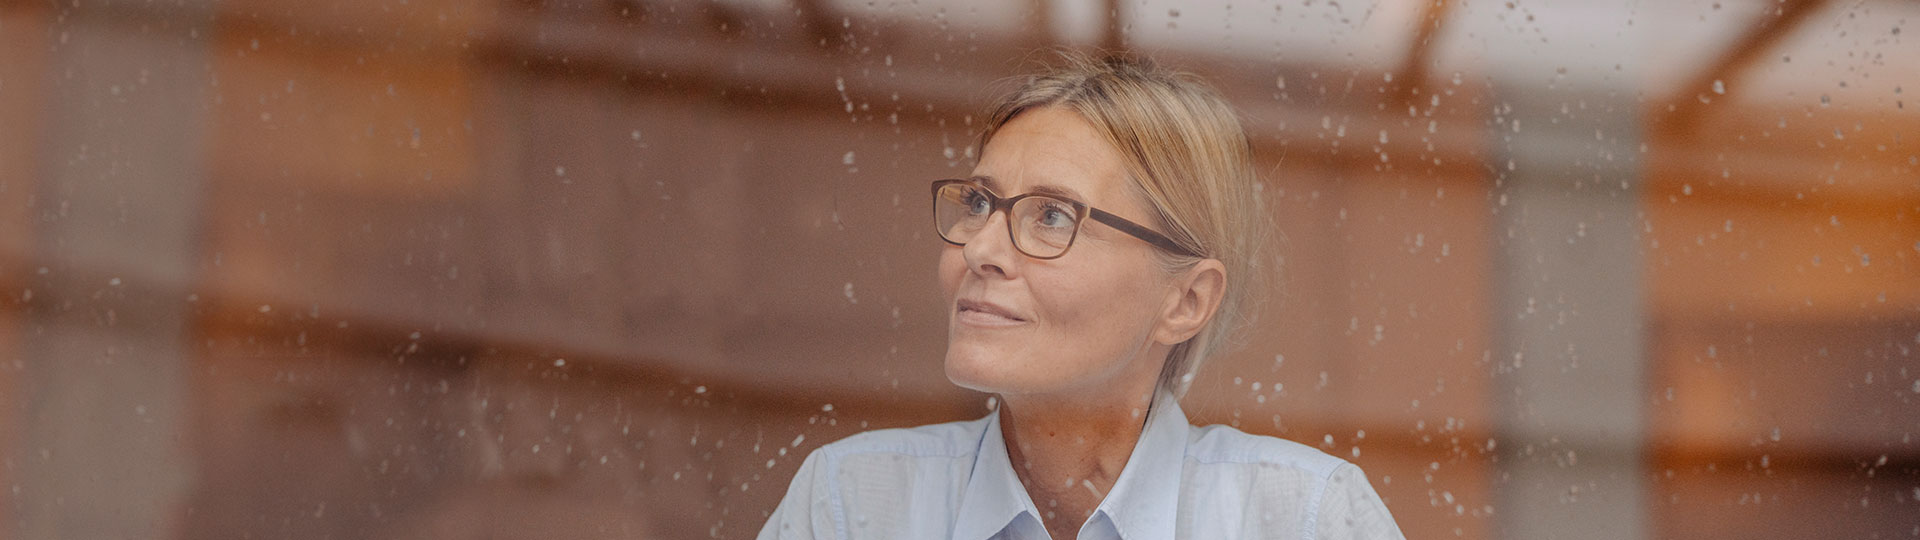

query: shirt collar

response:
[1093,390,1189,540]
[951,392,1191,540]
[953,405,1044,540]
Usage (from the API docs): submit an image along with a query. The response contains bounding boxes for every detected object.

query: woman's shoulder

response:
[762,418,995,540]
[1184,422,1352,476]
[1180,424,1407,539]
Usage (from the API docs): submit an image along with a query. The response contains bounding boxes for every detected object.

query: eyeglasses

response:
[931,179,1198,259]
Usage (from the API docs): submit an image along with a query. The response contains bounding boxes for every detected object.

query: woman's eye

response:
[965,192,992,214]
[1039,206,1075,228]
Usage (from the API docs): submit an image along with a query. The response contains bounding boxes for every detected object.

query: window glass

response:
[0,0,1911,538]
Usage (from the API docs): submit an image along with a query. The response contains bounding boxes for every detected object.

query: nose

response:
[960,210,1020,280]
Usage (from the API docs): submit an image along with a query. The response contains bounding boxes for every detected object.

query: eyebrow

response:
[970,175,1089,203]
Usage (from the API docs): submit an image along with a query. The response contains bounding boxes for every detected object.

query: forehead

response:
[972,108,1132,207]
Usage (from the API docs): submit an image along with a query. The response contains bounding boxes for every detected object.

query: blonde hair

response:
[978,52,1270,398]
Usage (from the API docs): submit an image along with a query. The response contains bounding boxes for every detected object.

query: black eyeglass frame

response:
[930,179,1200,260]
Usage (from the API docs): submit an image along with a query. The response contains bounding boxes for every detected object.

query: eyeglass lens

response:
[934,183,1081,258]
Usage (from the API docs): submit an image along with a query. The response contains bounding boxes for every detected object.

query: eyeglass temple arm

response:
[1086,208,1200,258]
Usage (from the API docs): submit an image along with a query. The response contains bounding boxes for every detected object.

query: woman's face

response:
[940,107,1177,399]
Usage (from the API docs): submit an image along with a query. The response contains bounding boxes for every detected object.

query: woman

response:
[759,53,1404,540]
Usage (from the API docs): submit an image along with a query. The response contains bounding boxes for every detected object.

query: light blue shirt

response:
[758,392,1405,540]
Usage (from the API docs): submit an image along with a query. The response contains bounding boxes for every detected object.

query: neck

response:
[998,386,1157,538]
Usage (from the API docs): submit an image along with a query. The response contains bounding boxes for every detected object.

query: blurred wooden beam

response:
[1391,0,1452,104]
[1099,0,1124,51]
[1656,0,1830,136]
[1027,0,1054,46]
[790,0,844,49]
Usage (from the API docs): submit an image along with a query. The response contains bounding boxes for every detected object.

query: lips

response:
[955,298,1028,325]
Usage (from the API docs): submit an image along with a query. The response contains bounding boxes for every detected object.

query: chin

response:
[943,342,1082,397]
[943,337,1042,394]
[943,344,1005,393]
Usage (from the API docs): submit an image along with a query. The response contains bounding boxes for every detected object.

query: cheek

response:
[1034,259,1159,336]
[1039,285,1112,340]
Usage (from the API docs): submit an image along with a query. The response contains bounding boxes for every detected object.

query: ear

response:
[1152,259,1226,346]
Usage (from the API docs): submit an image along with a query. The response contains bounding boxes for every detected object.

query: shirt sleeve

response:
[758,448,837,540]
[1312,463,1406,540]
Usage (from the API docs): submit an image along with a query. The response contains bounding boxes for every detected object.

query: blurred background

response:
[0,0,1916,538]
